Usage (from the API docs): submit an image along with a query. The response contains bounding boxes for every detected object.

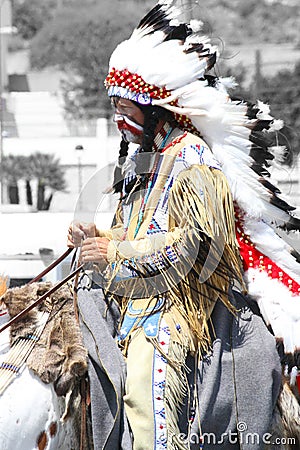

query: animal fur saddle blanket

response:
[1,281,88,397]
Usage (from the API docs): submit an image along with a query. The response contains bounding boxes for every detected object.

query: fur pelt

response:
[277,379,300,448]
[268,378,300,449]
[2,282,88,397]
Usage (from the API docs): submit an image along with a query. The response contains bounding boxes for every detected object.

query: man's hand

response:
[67,222,97,248]
[81,237,110,263]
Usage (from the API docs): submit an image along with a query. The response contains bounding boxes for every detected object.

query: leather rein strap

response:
[0,248,83,334]
[28,248,74,284]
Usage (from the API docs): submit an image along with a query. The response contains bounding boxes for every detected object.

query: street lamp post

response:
[75,144,84,210]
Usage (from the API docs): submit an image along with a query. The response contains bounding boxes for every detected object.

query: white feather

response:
[245,268,300,353]
[268,145,287,163]
[169,18,180,27]
[217,76,238,91]
[256,100,273,120]
[189,19,203,32]
[268,119,284,132]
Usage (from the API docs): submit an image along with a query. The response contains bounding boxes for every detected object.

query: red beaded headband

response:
[105,68,171,100]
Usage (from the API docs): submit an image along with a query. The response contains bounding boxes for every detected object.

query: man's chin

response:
[121,130,141,144]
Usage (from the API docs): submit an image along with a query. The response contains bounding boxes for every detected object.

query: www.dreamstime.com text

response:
[177,421,296,446]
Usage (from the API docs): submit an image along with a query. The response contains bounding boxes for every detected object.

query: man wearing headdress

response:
[68,2,300,449]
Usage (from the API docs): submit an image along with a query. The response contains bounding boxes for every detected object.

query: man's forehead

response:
[111,96,139,109]
[112,97,135,107]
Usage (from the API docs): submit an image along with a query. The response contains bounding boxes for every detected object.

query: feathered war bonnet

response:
[105,1,300,371]
[105,0,299,228]
[105,0,217,134]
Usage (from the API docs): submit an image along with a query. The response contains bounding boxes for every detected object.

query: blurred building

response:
[0,0,13,88]
[1,59,122,213]
[0,29,122,284]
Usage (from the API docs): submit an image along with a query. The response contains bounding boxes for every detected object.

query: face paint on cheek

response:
[115,114,144,136]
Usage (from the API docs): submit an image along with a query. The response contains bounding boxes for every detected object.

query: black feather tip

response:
[137,2,178,37]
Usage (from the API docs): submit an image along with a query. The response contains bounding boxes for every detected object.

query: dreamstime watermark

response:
[177,421,297,446]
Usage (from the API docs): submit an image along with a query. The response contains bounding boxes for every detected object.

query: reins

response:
[0,248,83,334]
[28,247,74,284]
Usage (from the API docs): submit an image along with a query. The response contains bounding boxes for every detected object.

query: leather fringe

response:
[104,164,245,356]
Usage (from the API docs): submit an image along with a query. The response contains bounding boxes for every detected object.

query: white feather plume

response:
[245,268,300,353]
[268,145,288,163]
[189,19,203,32]
[154,79,295,227]
[268,119,284,132]
[256,100,273,120]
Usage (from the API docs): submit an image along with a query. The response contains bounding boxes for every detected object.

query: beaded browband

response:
[105,68,171,104]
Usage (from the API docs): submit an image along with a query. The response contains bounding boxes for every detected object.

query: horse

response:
[1,276,299,450]
[0,277,91,450]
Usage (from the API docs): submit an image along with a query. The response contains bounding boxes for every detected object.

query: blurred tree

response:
[29,153,67,210]
[30,0,153,118]
[0,155,27,203]
[0,153,66,210]
[12,0,58,40]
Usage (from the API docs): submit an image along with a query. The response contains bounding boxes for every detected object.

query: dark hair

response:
[112,101,175,193]
[139,104,174,152]
[113,138,129,194]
